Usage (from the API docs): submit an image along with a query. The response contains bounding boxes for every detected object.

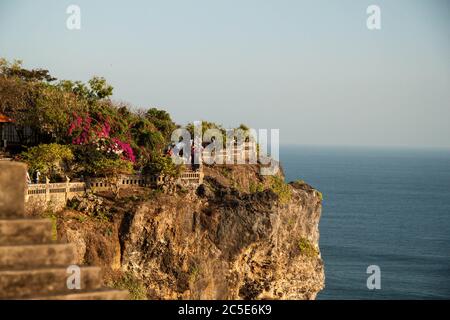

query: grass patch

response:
[220,167,232,179]
[108,272,147,300]
[103,226,113,237]
[94,210,111,223]
[269,176,292,204]
[316,191,323,201]
[75,214,88,223]
[298,237,318,258]
[49,214,58,241]
[249,181,265,193]
[189,264,201,283]
[177,186,189,195]
[41,210,58,241]
[232,180,243,192]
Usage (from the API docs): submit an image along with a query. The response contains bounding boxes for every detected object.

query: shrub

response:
[21,143,74,180]
[189,264,201,282]
[108,272,147,300]
[317,191,323,201]
[40,210,58,240]
[298,237,318,258]
[144,153,181,177]
[220,167,232,178]
[269,175,292,204]
[145,108,176,141]
[0,59,177,170]
[249,181,265,193]
[75,214,88,223]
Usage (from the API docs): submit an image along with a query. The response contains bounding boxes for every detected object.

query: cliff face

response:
[55,164,324,300]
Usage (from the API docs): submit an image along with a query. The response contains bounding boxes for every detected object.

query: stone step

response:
[0,266,103,299]
[30,289,130,300]
[0,162,26,218]
[0,219,53,245]
[0,243,78,269]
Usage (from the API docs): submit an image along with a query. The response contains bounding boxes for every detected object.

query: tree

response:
[71,145,133,198]
[88,76,113,100]
[21,143,74,180]
[186,120,227,143]
[0,58,56,82]
[238,123,249,132]
[143,153,181,178]
[130,118,165,164]
[58,76,113,103]
[91,157,133,198]
[145,108,176,140]
[0,58,87,145]
[0,58,181,180]
[34,85,87,142]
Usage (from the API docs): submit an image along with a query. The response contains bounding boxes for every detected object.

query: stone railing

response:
[25,170,204,209]
[179,170,204,184]
[86,171,203,191]
[27,180,86,203]
[24,141,252,206]
[86,175,148,192]
[201,141,257,164]
[26,179,87,211]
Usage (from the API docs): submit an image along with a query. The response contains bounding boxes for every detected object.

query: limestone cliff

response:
[52,164,324,300]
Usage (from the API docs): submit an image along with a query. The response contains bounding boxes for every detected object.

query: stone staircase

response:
[0,162,129,300]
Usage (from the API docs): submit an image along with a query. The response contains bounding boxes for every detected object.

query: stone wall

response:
[25,171,204,211]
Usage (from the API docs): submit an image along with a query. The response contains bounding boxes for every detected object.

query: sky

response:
[0,0,449,148]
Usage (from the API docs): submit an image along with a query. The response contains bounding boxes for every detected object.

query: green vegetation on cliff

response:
[298,237,319,258]
[0,58,176,180]
[269,175,292,204]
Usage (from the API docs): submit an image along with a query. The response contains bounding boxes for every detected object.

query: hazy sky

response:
[1,0,449,147]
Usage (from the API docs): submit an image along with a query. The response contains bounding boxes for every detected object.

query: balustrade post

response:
[45,176,50,202]
[65,176,70,201]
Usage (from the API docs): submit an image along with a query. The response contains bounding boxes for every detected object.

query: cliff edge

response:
[51,164,324,300]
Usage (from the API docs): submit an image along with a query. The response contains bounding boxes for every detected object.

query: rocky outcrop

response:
[54,164,324,300]
[118,165,324,299]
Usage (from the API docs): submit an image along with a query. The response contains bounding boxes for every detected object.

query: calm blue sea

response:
[281,145,450,300]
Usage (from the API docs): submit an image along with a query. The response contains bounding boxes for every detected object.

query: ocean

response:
[280,145,450,300]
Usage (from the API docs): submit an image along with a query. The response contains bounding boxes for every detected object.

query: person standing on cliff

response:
[34,170,41,184]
